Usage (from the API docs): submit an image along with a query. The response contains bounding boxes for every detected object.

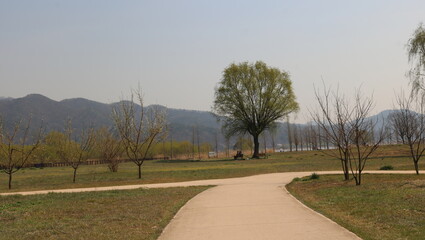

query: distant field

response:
[287,174,425,240]
[0,186,210,240]
[0,144,420,193]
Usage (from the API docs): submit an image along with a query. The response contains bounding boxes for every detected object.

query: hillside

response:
[0,94,226,147]
[0,94,399,150]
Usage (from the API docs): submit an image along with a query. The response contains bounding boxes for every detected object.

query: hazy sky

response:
[1,1,424,123]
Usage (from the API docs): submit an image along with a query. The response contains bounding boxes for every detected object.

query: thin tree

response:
[389,111,407,144]
[0,117,43,189]
[213,61,299,158]
[196,126,201,159]
[286,116,293,152]
[169,125,174,160]
[317,125,322,149]
[294,125,307,151]
[269,125,277,152]
[394,92,425,174]
[192,126,195,159]
[312,86,351,180]
[112,89,166,179]
[96,127,123,172]
[225,135,230,157]
[293,125,300,151]
[312,85,384,184]
[215,131,219,158]
[57,120,95,183]
[347,92,385,185]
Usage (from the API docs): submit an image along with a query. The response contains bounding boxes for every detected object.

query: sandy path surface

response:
[157,171,361,240]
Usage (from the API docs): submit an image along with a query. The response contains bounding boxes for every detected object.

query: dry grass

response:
[0,144,421,193]
[0,186,210,240]
[287,174,425,240]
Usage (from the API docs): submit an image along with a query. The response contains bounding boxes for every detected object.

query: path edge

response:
[283,183,362,240]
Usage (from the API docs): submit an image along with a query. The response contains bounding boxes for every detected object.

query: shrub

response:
[310,173,320,180]
[301,173,320,181]
[380,165,394,170]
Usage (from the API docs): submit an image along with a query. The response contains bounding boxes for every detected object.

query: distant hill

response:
[0,94,226,147]
[0,94,400,150]
[0,97,13,101]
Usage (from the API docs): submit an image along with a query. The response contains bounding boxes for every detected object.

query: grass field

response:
[287,174,425,240]
[0,144,421,192]
[0,144,423,240]
[0,186,210,240]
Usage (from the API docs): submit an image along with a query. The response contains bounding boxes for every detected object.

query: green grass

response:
[287,174,425,240]
[0,144,421,192]
[0,186,210,240]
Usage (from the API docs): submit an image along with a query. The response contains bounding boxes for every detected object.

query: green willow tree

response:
[213,61,299,158]
[408,23,425,95]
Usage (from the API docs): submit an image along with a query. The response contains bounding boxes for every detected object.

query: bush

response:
[300,173,320,181]
[380,165,394,170]
[310,173,320,180]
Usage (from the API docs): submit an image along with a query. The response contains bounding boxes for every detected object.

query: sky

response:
[0,0,424,123]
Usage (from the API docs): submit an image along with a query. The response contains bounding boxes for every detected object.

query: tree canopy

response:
[408,23,425,95]
[213,61,298,158]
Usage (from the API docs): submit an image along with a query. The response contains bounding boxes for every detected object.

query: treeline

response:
[31,129,216,165]
[0,89,221,189]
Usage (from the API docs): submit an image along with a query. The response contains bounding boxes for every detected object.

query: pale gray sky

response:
[0,1,424,123]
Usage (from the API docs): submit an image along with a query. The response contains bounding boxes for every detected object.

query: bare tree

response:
[317,125,322,149]
[112,89,166,179]
[269,126,277,153]
[57,120,95,183]
[389,111,407,144]
[192,126,195,159]
[312,87,350,180]
[215,131,219,158]
[309,124,319,150]
[394,93,425,174]
[0,117,43,189]
[96,127,123,172]
[196,126,201,159]
[169,125,174,160]
[312,86,384,184]
[347,93,385,185]
[293,125,300,151]
[225,135,230,157]
[286,116,293,152]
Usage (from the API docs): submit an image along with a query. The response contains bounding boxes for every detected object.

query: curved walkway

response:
[1,171,416,239]
[158,171,361,240]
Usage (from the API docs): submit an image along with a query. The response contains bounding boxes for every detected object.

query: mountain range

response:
[0,94,226,147]
[0,94,397,149]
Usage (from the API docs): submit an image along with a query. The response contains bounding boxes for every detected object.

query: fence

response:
[25,157,170,168]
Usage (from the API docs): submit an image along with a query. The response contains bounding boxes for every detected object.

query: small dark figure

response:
[234,151,244,160]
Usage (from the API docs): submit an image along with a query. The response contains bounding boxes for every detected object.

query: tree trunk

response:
[356,170,362,185]
[73,168,77,183]
[138,164,142,179]
[342,150,350,180]
[414,161,420,175]
[344,159,349,180]
[8,172,12,190]
[252,134,260,158]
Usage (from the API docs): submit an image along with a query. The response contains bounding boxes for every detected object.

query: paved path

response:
[158,171,360,240]
[1,171,416,239]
